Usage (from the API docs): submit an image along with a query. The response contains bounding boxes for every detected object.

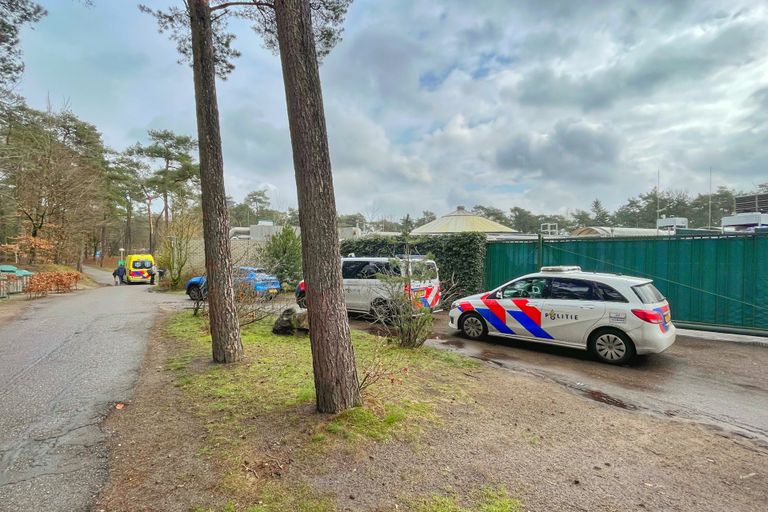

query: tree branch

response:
[210,1,273,12]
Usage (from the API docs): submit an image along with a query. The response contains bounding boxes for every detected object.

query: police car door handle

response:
[580,305,595,309]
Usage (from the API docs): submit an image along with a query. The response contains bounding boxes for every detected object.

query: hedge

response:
[339,232,487,301]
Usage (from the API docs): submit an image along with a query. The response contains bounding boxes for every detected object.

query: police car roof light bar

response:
[540,266,582,272]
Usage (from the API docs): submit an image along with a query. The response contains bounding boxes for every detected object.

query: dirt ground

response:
[95,316,768,512]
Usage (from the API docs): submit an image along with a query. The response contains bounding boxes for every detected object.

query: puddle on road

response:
[442,339,466,349]
[583,390,637,410]
[480,349,514,361]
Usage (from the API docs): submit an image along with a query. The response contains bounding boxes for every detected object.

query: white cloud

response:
[16,0,768,219]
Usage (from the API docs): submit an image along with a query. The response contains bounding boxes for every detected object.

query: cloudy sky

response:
[16,0,768,219]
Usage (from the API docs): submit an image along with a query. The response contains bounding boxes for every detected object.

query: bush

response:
[365,258,441,348]
[24,271,81,297]
[340,232,487,301]
[264,225,302,286]
[156,212,201,290]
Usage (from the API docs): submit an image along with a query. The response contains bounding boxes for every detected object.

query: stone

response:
[272,305,310,335]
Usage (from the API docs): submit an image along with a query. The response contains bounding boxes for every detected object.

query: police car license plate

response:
[268,288,278,294]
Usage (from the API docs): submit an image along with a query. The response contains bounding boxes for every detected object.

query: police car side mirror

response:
[495,290,503,299]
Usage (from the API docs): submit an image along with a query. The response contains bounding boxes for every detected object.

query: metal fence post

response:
[537,234,544,269]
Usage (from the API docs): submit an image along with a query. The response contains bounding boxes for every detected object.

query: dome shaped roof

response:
[411,206,516,235]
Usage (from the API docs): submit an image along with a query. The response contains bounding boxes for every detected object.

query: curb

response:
[677,328,768,348]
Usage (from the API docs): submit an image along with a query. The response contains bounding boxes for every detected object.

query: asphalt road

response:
[414,312,768,445]
[0,267,184,512]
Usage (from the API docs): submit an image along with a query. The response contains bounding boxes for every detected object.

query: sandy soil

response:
[95,319,768,512]
[95,327,220,512]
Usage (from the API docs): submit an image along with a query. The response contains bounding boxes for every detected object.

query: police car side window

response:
[594,282,628,302]
[359,263,386,279]
[342,261,368,279]
[379,262,400,277]
[550,278,593,300]
[501,278,548,299]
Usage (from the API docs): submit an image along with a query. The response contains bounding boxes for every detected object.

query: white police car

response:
[448,266,675,364]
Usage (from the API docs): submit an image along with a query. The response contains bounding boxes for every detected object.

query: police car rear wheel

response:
[589,329,635,365]
[460,313,487,340]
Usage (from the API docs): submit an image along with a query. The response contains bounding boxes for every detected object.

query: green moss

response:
[323,402,429,441]
[414,487,522,512]
[246,481,334,512]
[415,495,464,512]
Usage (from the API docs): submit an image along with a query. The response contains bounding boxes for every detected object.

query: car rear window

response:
[594,282,628,302]
[632,282,665,304]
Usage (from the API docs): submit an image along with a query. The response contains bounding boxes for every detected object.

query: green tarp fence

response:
[485,233,768,332]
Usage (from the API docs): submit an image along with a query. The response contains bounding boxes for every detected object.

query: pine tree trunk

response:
[146,198,153,253]
[77,243,84,272]
[163,190,170,230]
[274,0,361,413]
[125,202,133,253]
[189,0,243,363]
[99,218,106,267]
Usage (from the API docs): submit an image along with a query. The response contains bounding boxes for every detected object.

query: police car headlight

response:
[451,301,458,310]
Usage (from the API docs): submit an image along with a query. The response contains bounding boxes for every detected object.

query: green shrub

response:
[263,225,302,286]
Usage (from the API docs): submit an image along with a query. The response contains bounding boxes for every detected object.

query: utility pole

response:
[656,168,660,235]
[708,167,713,229]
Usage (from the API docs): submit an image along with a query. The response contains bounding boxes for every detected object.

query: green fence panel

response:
[485,234,768,331]
[484,240,538,290]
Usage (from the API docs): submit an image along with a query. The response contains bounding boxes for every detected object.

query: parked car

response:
[295,256,441,314]
[186,267,281,301]
[448,266,675,364]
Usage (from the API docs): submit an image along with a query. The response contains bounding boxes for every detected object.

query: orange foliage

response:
[11,235,55,264]
[24,271,81,298]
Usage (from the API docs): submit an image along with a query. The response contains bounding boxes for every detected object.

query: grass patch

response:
[192,481,333,512]
[249,481,335,512]
[164,311,482,509]
[164,313,477,449]
[414,487,522,512]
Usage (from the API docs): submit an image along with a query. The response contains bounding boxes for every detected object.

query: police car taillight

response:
[631,309,663,324]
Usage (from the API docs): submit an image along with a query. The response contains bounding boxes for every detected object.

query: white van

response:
[295,257,441,314]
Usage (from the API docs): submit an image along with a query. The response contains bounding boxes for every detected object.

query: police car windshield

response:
[632,283,664,304]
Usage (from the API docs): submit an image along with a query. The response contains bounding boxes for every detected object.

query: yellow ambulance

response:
[124,254,156,284]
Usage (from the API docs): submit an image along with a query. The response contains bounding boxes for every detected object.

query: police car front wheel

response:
[589,328,635,365]
[460,313,487,340]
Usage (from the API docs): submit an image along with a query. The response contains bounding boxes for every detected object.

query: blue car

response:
[185,267,281,301]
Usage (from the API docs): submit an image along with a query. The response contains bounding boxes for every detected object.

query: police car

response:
[448,266,675,364]
[296,256,440,313]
